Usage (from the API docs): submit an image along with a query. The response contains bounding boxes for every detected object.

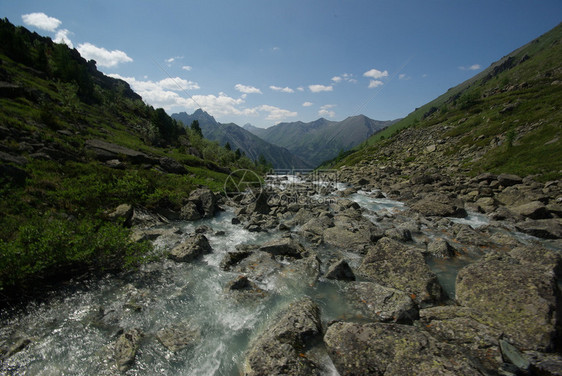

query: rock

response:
[168,234,212,262]
[515,218,562,239]
[159,157,187,174]
[525,351,562,376]
[229,251,283,282]
[195,224,212,234]
[179,201,202,221]
[258,237,307,259]
[510,201,550,219]
[324,321,484,375]
[323,215,382,251]
[497,173,523,187]
[246,192,270,215]
[156,322,200,352]
[244,297,322,376]
[188,188,218,218]
[384,227,412,242]
[324,259,355,281]
[114,328,143,372]
[358,237,444,305]
[85,139,157,164]
[220,250,253,271]
[107,204,134,223]
[425,144,436,153]
[456,253,561,351]
[509,246,562,277]
[225,275,268,301]
[299,215,334,243]
[425,239,456,258]
[499,340,530,371]
[129,207,168,228]
[3,336,32,358]
[344,281,418,324]
[410,193,467,218]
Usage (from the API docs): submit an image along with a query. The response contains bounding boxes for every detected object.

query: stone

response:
[344,281,418,324]
[220,250,252,271]
[384,227,412,242]
[129,207,168,228]
[410,192,467,218]
[258,237,307,259]
[497,173,523,187]
[323,215,382,251]
[499,340,530,371]
[114,328,143,372]
[456,253,561,351]
[425,239,456,258]
[159,157,187,174]
[358,237,444,305]
[324,259,355,281]
[244,298,322,376]
[510,201,550,219]
[188,188,218,218]
[107,204,133,223]
[515,219,562,239]
[168,234,212,262]
[156,322,200,352]
[85,139,157,164]
[324,321,484,375]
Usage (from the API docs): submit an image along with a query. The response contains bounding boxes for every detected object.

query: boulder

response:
[324,321,484,375]
[188,188,218,218]
[225,275,269,302]
[129,207,168,228]
[107,204,134,223]
[220,250,252,271]
[159,157,187,174]
[244,297,322,376]
[358,237,444,305]
[324,259,355,281]
[259,237,307,259]
[156,322,200,353]
[344,281,418,324]
[456,252,561,351]
[323,215,382,251]
[168,234,212,262]
[179,201,202,221]
[425,239,456,258]
[410,193,467,218]
[114,328,143,372]
[510,201,550,219]
[85,139,157,164]
[515,219,562,239]
[497,173,523,187]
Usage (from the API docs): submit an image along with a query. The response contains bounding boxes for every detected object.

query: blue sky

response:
[2,1,561,128]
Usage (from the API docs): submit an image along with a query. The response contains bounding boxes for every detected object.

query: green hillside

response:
[332,23,562,182]
[0,19,263,300]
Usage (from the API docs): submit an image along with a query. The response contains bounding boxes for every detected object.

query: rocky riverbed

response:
[1,170,561,375]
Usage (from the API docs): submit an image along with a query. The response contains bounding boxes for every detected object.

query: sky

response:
[2,1,561,128]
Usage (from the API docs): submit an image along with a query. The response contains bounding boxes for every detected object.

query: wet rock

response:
[324,259,355,281]
[244,297,322,376]
[299,214,334,243]
[220,250,252,271]
[425,239,456,258]
[456,252,561,351]
[525,351,562,375]
[114,328,143,372]
[259,237,307,259]
[324,321,484,375]
[229,251,283,282]
[410,192,467,218]
[499,339,530,371]
[130,207,168,228]
[497,173,523,187]
[195,224,212,234]
[168,234,212,262]
[2,335,32,359]
[384,227,412,242]
[515,219,562,239]
[156,322,200,352]
[188,188,218,218]
[323,215,382,251]
[226,275,268,301]
[344,281,418,324]
[180,201,201,221]
[358,237,444,305]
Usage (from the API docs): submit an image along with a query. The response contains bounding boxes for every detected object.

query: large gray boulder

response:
[259,237,308,259]
[114,328,143,372]
[410,192,467,218]
[358,237,444,305]
[324,321,484,375]
[343,281,418,324]
[244,297,322,376]
[188,188,218,218]
[156,322,200,352]
[323,214,382,251]
[168,234,212,262]
[456,252,561,351]
[515,218,562,239]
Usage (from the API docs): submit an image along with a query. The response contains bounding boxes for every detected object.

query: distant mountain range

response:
[173,110,397,169]
[172,110,312,169]
[244,115,397,166]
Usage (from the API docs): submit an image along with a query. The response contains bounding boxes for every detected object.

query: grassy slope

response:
[0,20,264,299]
[331,23,562,181]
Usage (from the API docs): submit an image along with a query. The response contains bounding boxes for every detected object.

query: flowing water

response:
[1,181,559,375]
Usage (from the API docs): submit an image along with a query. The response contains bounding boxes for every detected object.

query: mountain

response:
[331,23,562,182]
[0,18,264,300]
[244,115,397,167]
[172,110,313,169]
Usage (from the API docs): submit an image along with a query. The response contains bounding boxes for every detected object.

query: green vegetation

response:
[0,18,265,300]
[328,22,562,181]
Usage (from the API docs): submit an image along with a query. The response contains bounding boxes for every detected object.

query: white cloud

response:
[235,84,262,94]
[363,68,389,79]
[77,42,133,67]
[182,65,192,71]
[368,80,384,89]
[398,73,411,80]
[302,102,314,107]
[166,57,175,63]
[21,12,61,32]
[54,29,73,48]
[258,105,297,121]
[270,85,294,93]
[318,104,336,118]
[331,76,342,83]
[297,86,305,92]
[459,64,481,71]
[309,84,333,93]
[332,73,356,84]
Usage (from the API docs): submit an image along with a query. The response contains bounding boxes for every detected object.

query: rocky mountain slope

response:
[0,18,264,302]
[172,110,312,169]
[246,115,397,167]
